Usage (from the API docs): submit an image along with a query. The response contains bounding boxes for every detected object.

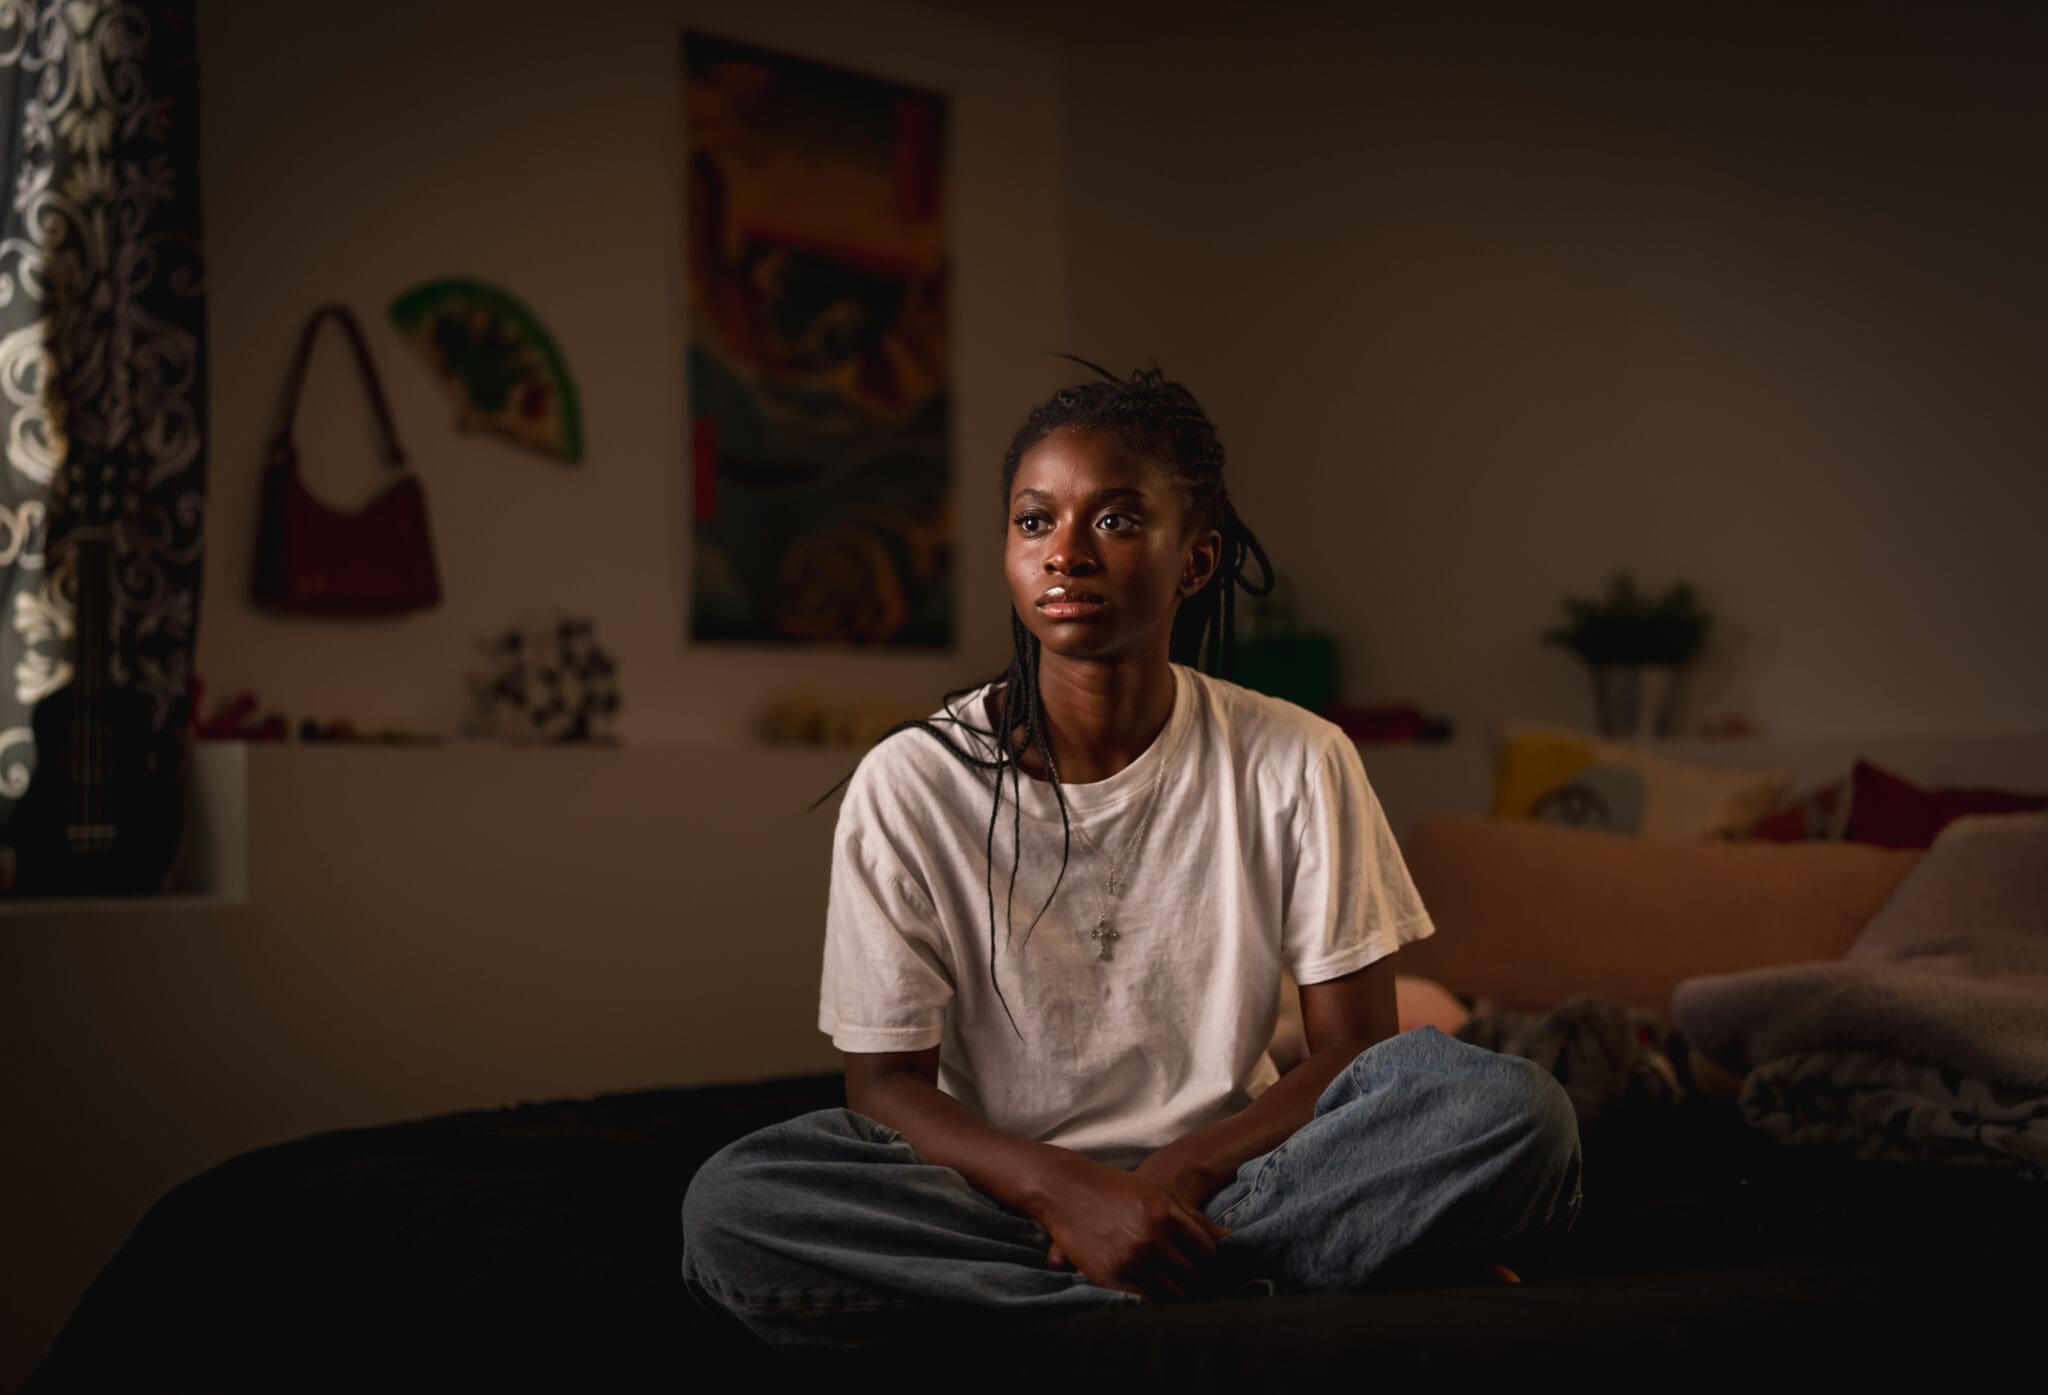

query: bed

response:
[24,1062,2040,1391]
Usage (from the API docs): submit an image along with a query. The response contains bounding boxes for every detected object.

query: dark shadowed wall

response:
[1063,1,2047,739]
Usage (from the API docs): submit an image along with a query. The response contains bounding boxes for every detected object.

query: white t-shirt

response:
[817,661,1436,1169]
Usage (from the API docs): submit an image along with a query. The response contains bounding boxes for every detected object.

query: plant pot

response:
[1590,662,1683,740]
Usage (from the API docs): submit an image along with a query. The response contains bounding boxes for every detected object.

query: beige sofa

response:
[1269,814,1923,1070]
[1397,814,1922,1013]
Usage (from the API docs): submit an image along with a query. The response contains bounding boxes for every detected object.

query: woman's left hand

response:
[1047,1144,1220,1270]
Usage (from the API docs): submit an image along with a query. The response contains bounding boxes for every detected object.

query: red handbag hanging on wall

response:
[252,303,442,615]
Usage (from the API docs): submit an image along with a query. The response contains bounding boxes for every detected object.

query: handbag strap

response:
[270,303,409,469]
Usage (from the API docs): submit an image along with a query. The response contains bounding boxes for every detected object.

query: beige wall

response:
[3,2,1067,1385]
[1062,2,2048,741]
[198,0,1063,743]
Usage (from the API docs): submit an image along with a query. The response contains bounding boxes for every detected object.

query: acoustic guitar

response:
[11,449,184,895]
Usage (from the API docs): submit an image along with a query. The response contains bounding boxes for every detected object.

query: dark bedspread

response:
[26,1072,2046,1392]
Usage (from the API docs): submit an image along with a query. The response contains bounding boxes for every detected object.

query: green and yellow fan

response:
[388,278,584,464]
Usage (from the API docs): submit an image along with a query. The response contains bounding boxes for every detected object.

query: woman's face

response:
[1005,426,1220,664]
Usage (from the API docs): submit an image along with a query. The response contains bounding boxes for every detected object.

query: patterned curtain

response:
[0,1,206,838]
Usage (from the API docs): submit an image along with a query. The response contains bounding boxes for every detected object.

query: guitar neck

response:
[69,524,111,682]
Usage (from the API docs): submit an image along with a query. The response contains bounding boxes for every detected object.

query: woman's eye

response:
[1098,513,1135,532]
[1014,516,1048,535]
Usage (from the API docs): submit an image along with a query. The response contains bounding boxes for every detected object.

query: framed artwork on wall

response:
[682,31,952,648]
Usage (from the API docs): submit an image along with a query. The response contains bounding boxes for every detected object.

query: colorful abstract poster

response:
[683,32,952,647]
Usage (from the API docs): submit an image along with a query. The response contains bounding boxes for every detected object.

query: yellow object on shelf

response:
[756,693,929,749]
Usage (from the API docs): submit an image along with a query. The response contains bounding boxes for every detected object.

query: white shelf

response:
[6,730,2041,911]
[0,891,245,915]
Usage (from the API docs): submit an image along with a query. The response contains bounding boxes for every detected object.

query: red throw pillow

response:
[1843,759,2048,849]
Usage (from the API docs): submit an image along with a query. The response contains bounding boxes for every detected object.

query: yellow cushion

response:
[1491,721,1794,840]
[1492,728,1600,818]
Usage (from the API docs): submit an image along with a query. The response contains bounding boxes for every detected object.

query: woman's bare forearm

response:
[1154,963,1403,1200]
[848,1063,1083,1220]
[1150,1038,1372,1199]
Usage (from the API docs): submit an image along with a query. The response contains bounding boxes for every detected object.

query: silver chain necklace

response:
[1046,736,1173,962]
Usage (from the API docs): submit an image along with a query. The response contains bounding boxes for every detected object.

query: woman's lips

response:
[1032,581,1114,614]
[1038,598,1108,619]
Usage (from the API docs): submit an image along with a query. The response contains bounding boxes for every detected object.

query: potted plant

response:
[1540,571,1713,738]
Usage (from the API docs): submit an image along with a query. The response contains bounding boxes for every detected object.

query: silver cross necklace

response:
[1046,729,1173,962]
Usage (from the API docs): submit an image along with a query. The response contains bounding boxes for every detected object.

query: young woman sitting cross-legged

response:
[682,360,1582,1351]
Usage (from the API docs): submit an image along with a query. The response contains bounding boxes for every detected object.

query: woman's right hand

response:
[1033,1152,1231,1302]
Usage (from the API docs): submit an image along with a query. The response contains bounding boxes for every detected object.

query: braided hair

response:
[816,357,1273,1038]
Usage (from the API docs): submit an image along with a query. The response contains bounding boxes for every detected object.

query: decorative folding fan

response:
[387,278,584,464]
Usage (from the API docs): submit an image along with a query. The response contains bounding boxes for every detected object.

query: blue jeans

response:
[681,1027,1582,1351]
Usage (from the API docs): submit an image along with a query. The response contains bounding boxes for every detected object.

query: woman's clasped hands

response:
[1034,1148,1232,1302]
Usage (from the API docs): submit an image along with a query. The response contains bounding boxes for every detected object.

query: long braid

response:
[812,357,1268,1043]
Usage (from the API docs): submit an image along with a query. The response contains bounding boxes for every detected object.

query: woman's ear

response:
[1180,527,1223,597]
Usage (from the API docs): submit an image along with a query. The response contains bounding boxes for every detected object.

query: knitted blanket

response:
[1672,813,2048,1172]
